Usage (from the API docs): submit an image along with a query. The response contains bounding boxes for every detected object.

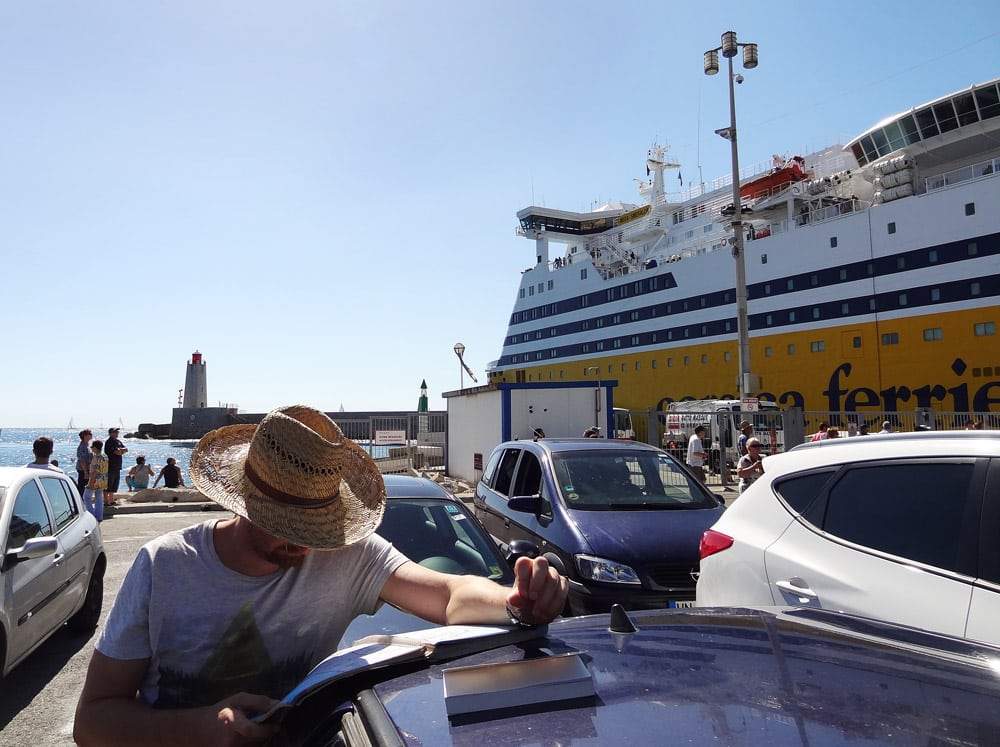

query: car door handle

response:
[775,578,818,603]
[53,553,65,564]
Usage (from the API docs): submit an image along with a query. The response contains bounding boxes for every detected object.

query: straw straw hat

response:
[189,405,385,549]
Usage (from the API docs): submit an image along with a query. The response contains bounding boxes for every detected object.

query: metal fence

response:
[615,407,998,489]
[332,413,447,474]
[800,410,1000,438]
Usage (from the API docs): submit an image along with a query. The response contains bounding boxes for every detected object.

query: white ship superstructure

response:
[488,78,1000,415]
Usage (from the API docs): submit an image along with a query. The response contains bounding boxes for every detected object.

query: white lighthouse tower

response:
[182,350,208,409]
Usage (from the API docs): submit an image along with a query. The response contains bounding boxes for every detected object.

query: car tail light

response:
[700,529,734,559]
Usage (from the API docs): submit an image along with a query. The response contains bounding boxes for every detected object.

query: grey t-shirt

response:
[97,519,407,708]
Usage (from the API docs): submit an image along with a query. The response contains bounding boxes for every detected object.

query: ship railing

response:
[799,197,870,226]
[925,156,999,192]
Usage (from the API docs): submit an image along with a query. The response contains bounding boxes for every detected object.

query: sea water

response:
[1,428,196,485]
[0,428,393,487]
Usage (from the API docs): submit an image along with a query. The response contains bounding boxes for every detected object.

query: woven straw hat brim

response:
[190,422,385,550]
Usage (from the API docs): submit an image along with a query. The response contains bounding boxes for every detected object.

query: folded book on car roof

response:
[254,623,544,723]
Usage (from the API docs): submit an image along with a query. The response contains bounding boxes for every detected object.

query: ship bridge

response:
[517,205,632,238]
[846,77,1000,167]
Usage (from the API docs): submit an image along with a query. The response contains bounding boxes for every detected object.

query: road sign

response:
[741,397,759,412]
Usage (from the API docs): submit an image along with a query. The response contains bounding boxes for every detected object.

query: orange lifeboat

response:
[740,156,808,201]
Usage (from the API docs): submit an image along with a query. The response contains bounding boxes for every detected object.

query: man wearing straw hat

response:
[75,405,567,745]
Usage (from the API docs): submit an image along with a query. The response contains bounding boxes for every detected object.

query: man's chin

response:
[265,549,310,569]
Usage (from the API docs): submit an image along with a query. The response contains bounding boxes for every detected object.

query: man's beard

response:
[263,544,310,569]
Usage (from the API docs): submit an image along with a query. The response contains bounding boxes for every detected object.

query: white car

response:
[0,467,105,676]
[696,431,1000,645]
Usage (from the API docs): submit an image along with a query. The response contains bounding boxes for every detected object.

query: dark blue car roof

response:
[365,607,1000,745]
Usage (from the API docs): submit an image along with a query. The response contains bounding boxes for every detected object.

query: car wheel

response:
[67,564,104,633]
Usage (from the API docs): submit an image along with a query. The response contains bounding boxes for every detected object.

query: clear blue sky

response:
[2,1,997,428]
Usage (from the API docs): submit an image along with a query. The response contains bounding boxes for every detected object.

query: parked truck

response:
[662,399,783,473]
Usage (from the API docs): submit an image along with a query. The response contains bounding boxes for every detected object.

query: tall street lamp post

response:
[704,30,759,398]
[584,366,601,429]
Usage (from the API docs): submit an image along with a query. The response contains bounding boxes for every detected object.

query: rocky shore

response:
[120,486,209,504]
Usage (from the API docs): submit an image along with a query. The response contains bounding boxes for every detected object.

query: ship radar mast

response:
[642,143,680,203]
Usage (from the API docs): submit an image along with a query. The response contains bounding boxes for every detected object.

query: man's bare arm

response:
[379,556,567,628]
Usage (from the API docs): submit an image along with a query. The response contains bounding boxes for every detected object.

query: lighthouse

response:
[183,351,208,408]
[417,379,429,437]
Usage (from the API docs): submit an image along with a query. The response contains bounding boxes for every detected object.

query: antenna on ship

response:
[696,89,705,193]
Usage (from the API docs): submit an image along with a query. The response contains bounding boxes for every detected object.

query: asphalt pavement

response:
[0,511,218,746]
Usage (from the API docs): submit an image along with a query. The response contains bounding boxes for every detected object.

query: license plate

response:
[668,600,695,609]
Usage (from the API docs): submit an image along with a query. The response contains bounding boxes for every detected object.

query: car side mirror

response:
[508,495,543,514]
[4,536,59,568]
[506,539,541,565]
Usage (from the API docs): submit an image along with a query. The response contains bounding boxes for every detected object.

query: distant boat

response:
[68,417,75,429]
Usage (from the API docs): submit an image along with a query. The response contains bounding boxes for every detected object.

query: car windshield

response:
[551,450,717,510]
[377,498,510,580]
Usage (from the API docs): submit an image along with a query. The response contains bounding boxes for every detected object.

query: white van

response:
[662,399,783,472]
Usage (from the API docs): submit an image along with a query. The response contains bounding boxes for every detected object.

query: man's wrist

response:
[505,602,535,628]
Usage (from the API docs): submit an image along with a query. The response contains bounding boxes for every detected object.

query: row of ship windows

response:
[509,321,996,368]
[512,276,994,348]
[514,216,988,324]
[850,81,1000,167]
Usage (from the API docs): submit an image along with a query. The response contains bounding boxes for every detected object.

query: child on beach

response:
[83,440,108,521]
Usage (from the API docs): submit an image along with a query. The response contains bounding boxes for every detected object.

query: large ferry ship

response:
[486,78,1000,415]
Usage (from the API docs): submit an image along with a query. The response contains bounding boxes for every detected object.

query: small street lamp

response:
[704,30,758,397]
[454,343,466,390]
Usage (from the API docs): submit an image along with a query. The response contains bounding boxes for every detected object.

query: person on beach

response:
[82,440,108,522]
[126,455,154,492]
[103,427,128,506]
[25,436,63,471]
[76,429,93,495]
[74,404,567,745]
[152,457,185,488]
